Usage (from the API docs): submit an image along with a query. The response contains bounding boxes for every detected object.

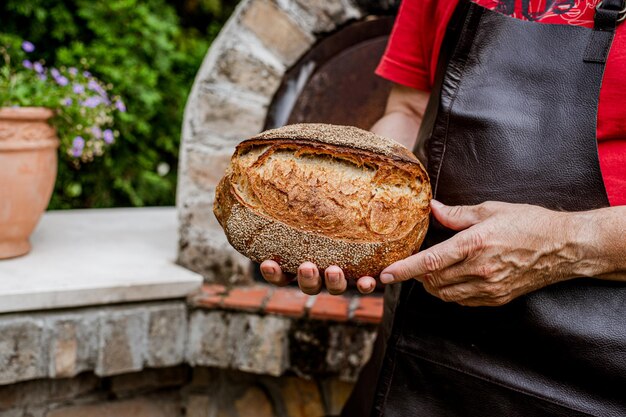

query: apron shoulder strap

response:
[584,0,625,63]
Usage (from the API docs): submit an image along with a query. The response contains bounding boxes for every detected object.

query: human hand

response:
[259,260,378,295]
[379,200,587,306]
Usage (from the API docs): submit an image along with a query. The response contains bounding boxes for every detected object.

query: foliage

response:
[0,0,238,208]
[1,35,123,164]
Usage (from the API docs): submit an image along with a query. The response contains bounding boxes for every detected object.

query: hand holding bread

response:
[213,123,432,293]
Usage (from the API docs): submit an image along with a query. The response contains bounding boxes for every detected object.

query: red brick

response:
[201,284,227,296]
[196,295,223,308]
[353,296,383,324]
[309,293,350,321]
[222,285,271,311]
[264,288,309,318]
[194,284,227,308]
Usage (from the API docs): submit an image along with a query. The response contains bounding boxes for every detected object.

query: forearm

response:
[570,206,626,280]
[370,111,422,150]
[369,84,430,151]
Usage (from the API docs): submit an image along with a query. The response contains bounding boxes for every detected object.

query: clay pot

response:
[0,107,59,259]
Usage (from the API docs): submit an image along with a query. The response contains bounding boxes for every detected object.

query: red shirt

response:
[376,0,626,206]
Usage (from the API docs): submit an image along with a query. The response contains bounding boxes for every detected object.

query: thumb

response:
[430,199,485,231]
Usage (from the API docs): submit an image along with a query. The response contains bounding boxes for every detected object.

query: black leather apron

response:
[342,1,626,416]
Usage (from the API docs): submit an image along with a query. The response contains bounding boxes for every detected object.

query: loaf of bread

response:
[213,123,432,279]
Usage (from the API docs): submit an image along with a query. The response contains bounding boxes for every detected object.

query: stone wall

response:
[0,290,378,387]
[0,286,381,416]
[0,366,353,417]
[0,368,185,417]
[184,367,354,417]
[0,302,187,385]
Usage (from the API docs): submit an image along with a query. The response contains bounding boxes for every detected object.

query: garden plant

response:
[1,35,123,165]
[0,0,238,208]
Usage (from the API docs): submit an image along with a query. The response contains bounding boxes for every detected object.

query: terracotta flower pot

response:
[0,107,59,259]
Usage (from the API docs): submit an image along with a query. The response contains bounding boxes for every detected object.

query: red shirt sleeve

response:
[376,0,460,91]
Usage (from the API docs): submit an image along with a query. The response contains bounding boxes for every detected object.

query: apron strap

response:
[584,0,625,63]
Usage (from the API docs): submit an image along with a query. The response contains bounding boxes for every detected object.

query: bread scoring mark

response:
[231,140,428,243]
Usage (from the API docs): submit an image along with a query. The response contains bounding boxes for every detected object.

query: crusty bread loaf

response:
[213,123,431,279]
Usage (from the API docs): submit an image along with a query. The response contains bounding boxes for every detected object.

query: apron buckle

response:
[596,0,626,22]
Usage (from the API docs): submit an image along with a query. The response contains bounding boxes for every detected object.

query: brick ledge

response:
[190,284,383,324]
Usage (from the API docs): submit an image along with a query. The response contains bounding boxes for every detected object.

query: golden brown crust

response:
[251,123,419,164]
[213,123,432,279]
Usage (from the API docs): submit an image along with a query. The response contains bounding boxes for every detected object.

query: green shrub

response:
[0,0,237,208]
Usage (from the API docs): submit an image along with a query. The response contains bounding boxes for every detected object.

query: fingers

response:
[356,276,377,294]
[380,231,477,284]
[260,260,295,286]
[324,265,347,295]
[263,260,375,297]
[298,264,374,296]
[298,261,322,295]
[430,199,491,231]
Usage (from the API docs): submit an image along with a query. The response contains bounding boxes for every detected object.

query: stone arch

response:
[177,0,398,284]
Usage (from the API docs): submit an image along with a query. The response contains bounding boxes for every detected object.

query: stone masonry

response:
[0,288,379,388]
[0,302,187,385]
[0,365,355,417]
[0,288,380,416]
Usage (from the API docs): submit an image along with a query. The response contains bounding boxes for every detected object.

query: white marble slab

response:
[0,207,203,313]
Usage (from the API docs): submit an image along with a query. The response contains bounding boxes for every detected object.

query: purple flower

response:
[56,76,69,86]
[21,41,35,53]
[62,98,73,106]
[87,80,107,97]
[38,74,47,81]
[73,84,85,94]
[22,60,33,69]
[73,136,85,149]
[81,96,101,108]
[91,126,102,138]
[71,136,85,158]
[69,67,78,76]
[51,68,60,78]
[33,62,44,74]
[115,99,126,112]
[83,71,91,78]
[103,129,114,144]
